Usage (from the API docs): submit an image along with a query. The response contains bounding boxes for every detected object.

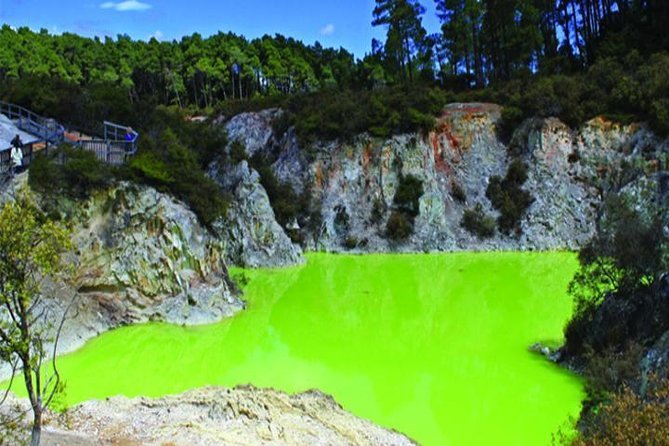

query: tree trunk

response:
[30,407,42,446]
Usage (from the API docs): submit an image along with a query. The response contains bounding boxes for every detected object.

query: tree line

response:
[1,1,667,110]
[373,0,669,86]
[0,26,357,108]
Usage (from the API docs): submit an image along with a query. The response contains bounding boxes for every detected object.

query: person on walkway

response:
[9,134,23,177]
[125,127,134,143]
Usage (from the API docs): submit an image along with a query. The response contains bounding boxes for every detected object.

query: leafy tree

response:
[563,195,666,356]
[0,194,72,446]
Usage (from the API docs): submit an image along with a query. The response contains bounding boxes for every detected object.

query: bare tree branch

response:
[0,358,19,406]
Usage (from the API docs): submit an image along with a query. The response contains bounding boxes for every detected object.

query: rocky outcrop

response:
[46,182,244,356]
[223,103,666,253]
[3,387,415,446]
[221,109,282,158]
[208,160,303,268]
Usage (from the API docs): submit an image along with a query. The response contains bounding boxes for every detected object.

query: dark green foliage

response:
[129,129,229,227]
[29,146,112,199]
[370,198,386,224]
[128,152,174,184]
[333,205,350,234]
[385,211,413,242]
[229,140,248,164]
[344,236,362,250]
[142,106,227,168]
[383,174,424,242]
[485,159,532,235]
[283,86,445,146]
[248,153,305,230]
[499,106,524,141]
[564,196,668,357]
[393,174,424,217]
[461,203,496,239]
[579,343,645,415]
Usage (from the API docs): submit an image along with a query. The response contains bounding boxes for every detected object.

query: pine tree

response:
[372,0,432,84]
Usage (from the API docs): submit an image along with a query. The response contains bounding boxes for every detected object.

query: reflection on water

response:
[46,252,584,446]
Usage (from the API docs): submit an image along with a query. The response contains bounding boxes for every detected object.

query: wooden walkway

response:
[0,101,138,170]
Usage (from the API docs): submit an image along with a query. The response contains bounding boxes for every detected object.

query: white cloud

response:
[320,24,335,36]
[100,1,152,11]
[148,30,163,41]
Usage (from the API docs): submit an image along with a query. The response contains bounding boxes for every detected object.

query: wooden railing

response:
[77,140,130,166]
[0,142,45,173]
[0,101,64,145]
[75,122,139,165]
[0,102,138,174]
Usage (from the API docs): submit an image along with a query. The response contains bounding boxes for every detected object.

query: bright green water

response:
[38,252,583,445]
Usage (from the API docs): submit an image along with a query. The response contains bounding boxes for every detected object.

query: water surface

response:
[46,252,583,445]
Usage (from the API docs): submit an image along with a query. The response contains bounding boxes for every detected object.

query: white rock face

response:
[50,182,244,356]
[223,108,282,158]
[218,104,667,254]
[3,386,416,446]
[209,160,303,268]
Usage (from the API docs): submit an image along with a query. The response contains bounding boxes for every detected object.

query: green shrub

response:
[499,106,525,141]
[486,159,532,235]
[569,378,669,446]
[370,198,386,224]
[461,203,496,238]
[344,236,359,249]
[333,204,350,234]
[130,129,229,227]
[128,152,174,184]
[229,139,247,164]
[29,146,113,200]
[284,86,449,145]
[381,174,424,242]
[393,174,424,217]
[385,211,413,242]
[248,154,304,228]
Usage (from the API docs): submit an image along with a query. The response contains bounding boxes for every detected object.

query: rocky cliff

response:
[217,104,667,257]
[7,179,245,358]
[208,158,303,268]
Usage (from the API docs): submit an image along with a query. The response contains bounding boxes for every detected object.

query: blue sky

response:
[0,0,441,58]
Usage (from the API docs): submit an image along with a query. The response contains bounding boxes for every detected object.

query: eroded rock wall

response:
[221,104,667,255]
[46,182,244,356]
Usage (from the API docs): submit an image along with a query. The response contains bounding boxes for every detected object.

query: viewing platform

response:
[0,101,138,171]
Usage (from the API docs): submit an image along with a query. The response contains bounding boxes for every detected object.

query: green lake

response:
[41,252,584,445]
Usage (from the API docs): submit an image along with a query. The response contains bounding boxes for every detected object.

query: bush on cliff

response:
[384,174,424,242]
[486,159,532,235]
[461,204,496,239]
[385,211,413,242]
[393,174,424,217]
[248,153,305,230]
[29,146,113,200]
[561,196,669,436]
[282,86,445,146]
[129,128,229,227]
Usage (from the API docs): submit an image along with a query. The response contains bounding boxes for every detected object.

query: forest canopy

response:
[0,1,667,139]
